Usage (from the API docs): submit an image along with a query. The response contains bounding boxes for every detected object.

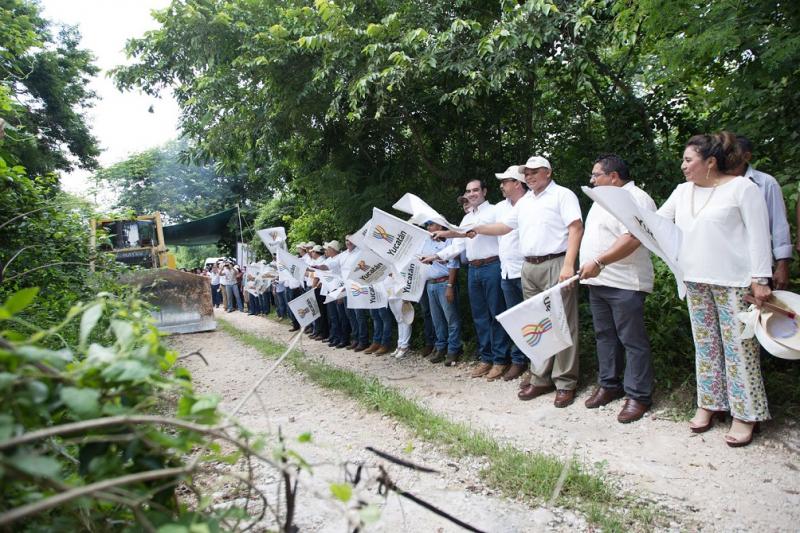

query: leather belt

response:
[428,275,450,284]
[524,251,566,264]
[468,256,499,267]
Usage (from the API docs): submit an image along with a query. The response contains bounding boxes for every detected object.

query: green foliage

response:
[1,0,100,175]
[113,0,800,409]
[0,290,230,530]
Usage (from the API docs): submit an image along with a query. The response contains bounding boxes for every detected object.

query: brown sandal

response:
[724,420,761,448]
[689,409,727,434]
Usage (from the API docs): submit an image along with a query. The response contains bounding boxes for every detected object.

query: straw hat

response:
[754,290,800,360]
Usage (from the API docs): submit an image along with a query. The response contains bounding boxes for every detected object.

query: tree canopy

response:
[112,0,800,236]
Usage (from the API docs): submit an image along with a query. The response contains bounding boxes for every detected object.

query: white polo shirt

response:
[503,181,583,257]
[436,201,500,262]
[493,198,524,279]
[579,181,655,293]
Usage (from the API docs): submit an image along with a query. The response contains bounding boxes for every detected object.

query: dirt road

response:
[172,310,800,531]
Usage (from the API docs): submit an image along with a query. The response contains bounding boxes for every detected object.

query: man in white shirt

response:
[493,165,529,381]
[340,235,370,351]
[469,156,583,407]
[733,136,792,290]
[287,243,308,332]
[578,154,655,423]
[423,179,510,380]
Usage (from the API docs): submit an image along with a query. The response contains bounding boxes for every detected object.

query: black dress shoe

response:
[289,326,300,332]
[336,342,348,349]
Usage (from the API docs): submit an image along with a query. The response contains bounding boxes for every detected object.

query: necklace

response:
[690,180,718,217]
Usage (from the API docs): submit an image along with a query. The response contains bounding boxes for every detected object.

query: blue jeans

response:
[427,281,462,354]
[211,284,222,307]
[248,293,260,315]
[326,301,342,344]
[468,261,508,364]
[259,293,270,315]
[501,277,527,365]
[337,300,350,343]
[370,306,393,346]
[417,283,436,347]
[347,308,369,346]
[225,284,243,311]
[276,290,288,318]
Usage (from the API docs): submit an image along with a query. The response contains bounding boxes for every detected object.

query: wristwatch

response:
[752,277,770,286]
[446,283,454,288]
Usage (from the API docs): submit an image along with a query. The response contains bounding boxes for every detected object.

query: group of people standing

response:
[275,131,796,448]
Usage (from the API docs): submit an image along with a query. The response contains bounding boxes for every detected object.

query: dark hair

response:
[685,131,743,173]
[736,134,753,154]
[594,153,630,181]
[456,194,468,205]
[465,178,488,192]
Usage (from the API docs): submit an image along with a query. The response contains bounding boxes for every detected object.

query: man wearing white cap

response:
[469,156,583,407]
[492,165,530,381]
[287,243,307,332]
[423,179,510,380]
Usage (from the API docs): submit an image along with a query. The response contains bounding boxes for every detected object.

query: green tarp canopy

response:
[162,208,236,246]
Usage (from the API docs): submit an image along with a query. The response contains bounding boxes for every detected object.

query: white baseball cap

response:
[521,155,552,171]
[324,240,341,252]
[494,165,526,182]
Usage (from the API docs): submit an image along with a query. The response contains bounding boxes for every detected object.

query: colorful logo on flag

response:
[297,307,310,318]
[357,260,369,271]
[372,225,394,243]
[522,318,553,347]
[351,286,369,297]
[270,231,278,240]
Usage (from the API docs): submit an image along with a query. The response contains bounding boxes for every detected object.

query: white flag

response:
[582,186,685,298]
[256,226,286,247]
[288,290,321,329]
[392,193,470,231]
[496,279,574,367]
[276,248,308,285]
[365,208,430,267]
[323,286,346,304]
[394,257,430,302]
[319,272,344,296]
[346,280,388,309]
[348,219,371,250]
[346,247,392,285]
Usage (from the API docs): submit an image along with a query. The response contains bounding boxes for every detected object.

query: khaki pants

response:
[520,255,579,390]
[221,284,228,309]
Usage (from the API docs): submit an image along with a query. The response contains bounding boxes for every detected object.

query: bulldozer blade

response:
[122,269,216,334]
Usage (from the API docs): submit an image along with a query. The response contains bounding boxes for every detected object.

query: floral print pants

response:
[685,282,770,422]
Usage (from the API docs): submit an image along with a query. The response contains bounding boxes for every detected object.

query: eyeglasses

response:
[590,172,607,179]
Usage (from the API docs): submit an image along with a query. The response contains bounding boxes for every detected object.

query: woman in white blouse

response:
[658,131,772,447]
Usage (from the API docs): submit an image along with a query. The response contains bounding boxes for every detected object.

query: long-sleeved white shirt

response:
[436,201,499,262]
[657,177,772,287]
[493,198,524,279]
[745,165,792,261]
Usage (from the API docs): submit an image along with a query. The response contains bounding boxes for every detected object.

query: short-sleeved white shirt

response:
[579,181,655,292]
[503,181,583,257]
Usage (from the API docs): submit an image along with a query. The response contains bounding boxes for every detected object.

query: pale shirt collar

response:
[471,199,490,214]
[532,179,556,198]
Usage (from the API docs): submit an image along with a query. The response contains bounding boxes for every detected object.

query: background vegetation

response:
[110,0,800,412]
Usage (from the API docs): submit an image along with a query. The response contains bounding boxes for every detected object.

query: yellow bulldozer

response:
[91,210,234,334]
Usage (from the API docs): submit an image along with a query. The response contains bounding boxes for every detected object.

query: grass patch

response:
[218,319,667,531]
